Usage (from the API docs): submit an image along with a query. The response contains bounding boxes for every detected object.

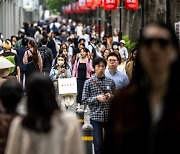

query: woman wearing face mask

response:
[112,41,119,52]
[72,48,92,108]
[49,54,71,81]
[57,48,72,71]
[49,54,72,111]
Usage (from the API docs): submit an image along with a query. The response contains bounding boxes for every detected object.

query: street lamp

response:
[118,0,123,41]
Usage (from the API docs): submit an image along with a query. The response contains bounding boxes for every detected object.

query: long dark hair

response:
[53,53,69,69]
[22,73,59,133]
[28,40,39,64]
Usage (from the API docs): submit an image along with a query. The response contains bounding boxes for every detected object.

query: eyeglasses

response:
[108,59,117,63]
[141,37,172,48]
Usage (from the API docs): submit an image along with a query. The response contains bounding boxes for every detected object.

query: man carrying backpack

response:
[38,38,53,75]
[88,37,99,60]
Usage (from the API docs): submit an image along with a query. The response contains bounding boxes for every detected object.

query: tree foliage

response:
[46,0,75,13]
[122,35,137,52]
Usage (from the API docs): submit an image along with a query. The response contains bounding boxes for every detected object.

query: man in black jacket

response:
[17,38,28,84]
[38,38,53,75]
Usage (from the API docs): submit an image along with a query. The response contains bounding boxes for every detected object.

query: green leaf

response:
[122,35,137,52]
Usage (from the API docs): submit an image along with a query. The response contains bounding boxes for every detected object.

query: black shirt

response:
[78,63,86,79]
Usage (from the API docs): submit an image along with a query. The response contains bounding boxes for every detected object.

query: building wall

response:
[169,0,180,25]
[0,0,19,39]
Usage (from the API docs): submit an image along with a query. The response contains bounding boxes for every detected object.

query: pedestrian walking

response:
[103,22,180,154]
[105,52,129,89]
[49,54,72,110]
[72,48,92,108]
[16,38,28,85]
[102,49,111,61]
[23,40,43,84]
[5,74,84,154]
[119,40,128,62]
[0,39,21,81]
[0,57,15,86]
[0,79,23,154]
[82,57,115,154]
[125,47,137,81]
[38,38,53,75]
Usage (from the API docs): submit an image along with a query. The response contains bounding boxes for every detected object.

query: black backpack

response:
[89,44,97,59]
[52,23,58,33]
[39,49,50,68]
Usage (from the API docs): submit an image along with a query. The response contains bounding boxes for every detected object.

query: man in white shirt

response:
[79,29,90,48]
[105,52,129,89]
[75,23,83,37]
[112,30,119,42]
[88,38,102,59]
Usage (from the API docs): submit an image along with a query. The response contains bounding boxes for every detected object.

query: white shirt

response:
[79,34,90,48]
[112,36,119,42]
[119,46,128,60]
[75,26,83,37]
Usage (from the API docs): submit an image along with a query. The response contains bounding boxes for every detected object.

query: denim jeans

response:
[90,120,106,154]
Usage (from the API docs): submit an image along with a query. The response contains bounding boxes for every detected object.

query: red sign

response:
[100,0,104,8]
[104,0,118,10]
[124,0,138,10]
[94,0,102,6]
[86,0,93,7]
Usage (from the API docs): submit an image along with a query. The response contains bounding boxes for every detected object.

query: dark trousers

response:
[20,71,26,84]
[90,120,106,154]
[77,78,86,104]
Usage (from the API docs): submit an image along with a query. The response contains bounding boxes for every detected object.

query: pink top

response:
[72,58,92,78]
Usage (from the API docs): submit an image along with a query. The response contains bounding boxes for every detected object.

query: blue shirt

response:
[105,68,129,89]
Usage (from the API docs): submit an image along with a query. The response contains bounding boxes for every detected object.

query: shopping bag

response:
[58,77,77,95]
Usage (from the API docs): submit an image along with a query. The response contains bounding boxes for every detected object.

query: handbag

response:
[58,77,77,95]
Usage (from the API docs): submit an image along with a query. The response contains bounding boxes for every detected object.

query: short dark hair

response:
[90,37,96,42]
[0,79,23,113]
[41,38,48,45]
[22,38,28,46]
[78,38,85,43]
[107,52,119,60]
[93,57,107,68]
[67,38,73,44]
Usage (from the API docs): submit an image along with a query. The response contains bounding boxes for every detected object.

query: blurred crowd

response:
[0,18,180,154]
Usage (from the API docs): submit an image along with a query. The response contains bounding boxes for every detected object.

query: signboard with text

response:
[175,22,180,44]
[104,0,118,10]
[124,0,138,10]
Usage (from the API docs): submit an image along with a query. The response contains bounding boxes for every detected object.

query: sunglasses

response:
[141,37,172,48]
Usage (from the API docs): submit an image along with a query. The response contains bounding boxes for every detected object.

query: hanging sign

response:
[104,0,118,10]
[86,0,93,7]
[100,0,105,8]
[124,0,138,10]
[94,0,102,6]
[79,0,86,12]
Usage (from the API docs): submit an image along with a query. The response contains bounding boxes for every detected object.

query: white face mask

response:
[57,61,64,66]
[113,45,118,49]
